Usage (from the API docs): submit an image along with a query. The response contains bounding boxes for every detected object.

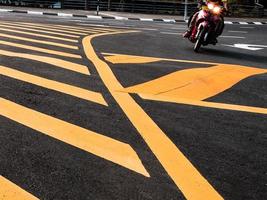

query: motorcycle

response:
[187,2,225,52]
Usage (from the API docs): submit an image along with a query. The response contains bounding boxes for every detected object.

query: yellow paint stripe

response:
[51,24,116,32]
[0,33,78,50]
[140,94,267,115]
[0,98,149,177]
[0,27,78,43]
[0,22,80,38]
[0,176,39,200]
[0,49,89,75]
[12,22,88,35]
[0,66,106,106]
[102,52,222,65]
[0,40,81,59]
[104,54,161,64]
[15,22,110,34]
[83,32,223,200]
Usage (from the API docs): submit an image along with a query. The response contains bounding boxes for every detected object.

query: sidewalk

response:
[0,6,266,24]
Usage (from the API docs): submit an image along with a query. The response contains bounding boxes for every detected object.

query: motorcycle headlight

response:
[207,3,214,10]
[213,6,221,14]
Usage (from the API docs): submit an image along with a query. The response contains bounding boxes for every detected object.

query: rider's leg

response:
[183,11,199,38]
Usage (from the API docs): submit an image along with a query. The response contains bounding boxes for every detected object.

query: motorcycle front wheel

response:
[194,28,206,53]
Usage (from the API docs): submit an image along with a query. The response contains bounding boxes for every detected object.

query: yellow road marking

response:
[0,66,107,106]
[0,33,78,50]
[83,32,223,200]
[122,65,267,101]
[0,22,80,38]
[11,22,88,35]
[141,94,267,115]
[0,176,39,200]
[0,49,89,75]
[0,40,81,59]
[0,98,149,177]
[15,22,111,34]
[50,24,117,32]
[104,54,161,64]
[0,27,78,43]
[102,52,221,65]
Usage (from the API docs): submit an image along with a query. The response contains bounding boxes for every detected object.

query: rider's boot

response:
[183,30,192,38]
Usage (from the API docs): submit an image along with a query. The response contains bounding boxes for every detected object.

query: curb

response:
[0,8,266,25]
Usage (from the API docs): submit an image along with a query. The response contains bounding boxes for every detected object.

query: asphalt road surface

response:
[0,12,266,200]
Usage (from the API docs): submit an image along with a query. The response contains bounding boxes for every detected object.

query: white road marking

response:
[27,11,43,15]
[222,44,267,51]
[228,31,247,33]
[58,13,73,17]
[254,22,263,25]
[220,36,245,39]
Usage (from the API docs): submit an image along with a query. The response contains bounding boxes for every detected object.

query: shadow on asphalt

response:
[202,48,267,64]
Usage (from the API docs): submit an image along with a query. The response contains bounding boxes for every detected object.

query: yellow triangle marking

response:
[0,99,149,177]
[0,176,39,200]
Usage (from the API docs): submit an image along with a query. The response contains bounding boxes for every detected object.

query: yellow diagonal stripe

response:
[0,176,39,200]
[10,22,87,35]
[0,66,107,106]
[0,27,78,43]
[0,49,89,75]
[83,32,224,200]
[0,40,81,59]
[0,33,78,50]
[141,94,267,115]
[0,22,80,38]
[0,98,149,177]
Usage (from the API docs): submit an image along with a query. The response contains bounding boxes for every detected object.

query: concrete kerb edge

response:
[0,8,266,25]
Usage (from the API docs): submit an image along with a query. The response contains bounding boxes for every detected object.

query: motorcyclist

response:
[183,0,228,39]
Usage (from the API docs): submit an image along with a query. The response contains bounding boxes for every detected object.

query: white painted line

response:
[228,30,247,33]
[58,13,73,17]
[0,9,13,12]
[239,22,249,25]
[140,18,153,22]
[115,16,127,20]
[224,21,233,24]
[254,22,263,25]
[220,36,245,39]
[27,11,43,15]
[87,15,102,19]
[163,19,176,23]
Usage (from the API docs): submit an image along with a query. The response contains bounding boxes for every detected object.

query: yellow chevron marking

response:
[83,31,223,200]
[0,176,39,200]
[122,65,267,101]
[0,66,106,106]
[0,40,81,59]
[0,27,78,43]
[0,99,149,177]
[0,33,78,49]
[0,22,80,38]
[0,49,89,75]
